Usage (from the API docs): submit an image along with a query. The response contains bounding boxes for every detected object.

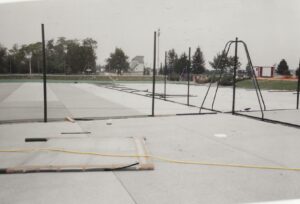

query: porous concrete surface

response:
[0,82,205,122]
[0,114,300,203]
[123,82,298,112]
[241,109,300,126]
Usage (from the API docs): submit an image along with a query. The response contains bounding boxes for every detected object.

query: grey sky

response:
[0,0,299,69]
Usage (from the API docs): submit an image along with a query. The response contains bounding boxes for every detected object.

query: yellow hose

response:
[1,148,300,172]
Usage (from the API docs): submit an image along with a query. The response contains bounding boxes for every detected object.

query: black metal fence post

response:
[151,32,157,116]
[187,47,191,106]
[41,24,47,122]
[232,37,238,114]
[297,59,300,109]
[164,51,167,100]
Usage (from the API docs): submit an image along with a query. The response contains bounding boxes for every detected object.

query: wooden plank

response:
[2,163,139,174]
[65,116,75,123]
[133,137,155,170]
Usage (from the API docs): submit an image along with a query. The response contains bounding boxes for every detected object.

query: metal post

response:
[41,24,47,122]
[157,29,160,70]
[151,32,157,116]
[29,58,32,75]
[297,59,300,109]
[187,47,191,106]
[9,56,12,73]
[164,51,167,100]
[232,37,238,114]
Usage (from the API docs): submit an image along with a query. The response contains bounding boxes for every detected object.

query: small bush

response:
[219,74,234,86]
[168,72,180,81]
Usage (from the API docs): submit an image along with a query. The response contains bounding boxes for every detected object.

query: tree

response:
[12,44,28,73]
[105,48,129,75]
[175,53,188,75]
[277,59,290,75]
[245,62,252,77]
[82,38,97,72]
[192,47,205,74]
[0,37,97,74]
[167,49,178,74]
[209,51,241,72]
[0,44,8,73]
[158,66,164,75]
[63,38,97,74]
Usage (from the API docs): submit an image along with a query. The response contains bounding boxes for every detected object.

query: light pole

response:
[63,44,67,74]
[8,52,12,73]
[25,51,32,75]
[157,28,160,70]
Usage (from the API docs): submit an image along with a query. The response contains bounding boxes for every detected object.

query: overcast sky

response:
[0,0,299,69]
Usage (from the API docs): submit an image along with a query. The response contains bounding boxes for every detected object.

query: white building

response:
[130,56,145,74]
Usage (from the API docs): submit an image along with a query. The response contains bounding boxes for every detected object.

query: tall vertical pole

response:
[297,59,300,109]
[29,58,32,75]
[157,29,160,70]
[164,51,167,100]
[232,37,238,114]
[42,24,47,122]
[152,32,157,116]
[9,56,12,73]
[187,47,191,106]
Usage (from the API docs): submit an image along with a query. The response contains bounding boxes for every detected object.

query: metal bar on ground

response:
[234,112,300,129]
[41,24,47,123]
[152,31,157,116]
[232,37,238,115]
[187,47,191,106]
[61,131,91,134]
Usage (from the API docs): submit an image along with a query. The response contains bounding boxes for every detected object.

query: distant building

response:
[130,56,145,74]
[254,66,275,78]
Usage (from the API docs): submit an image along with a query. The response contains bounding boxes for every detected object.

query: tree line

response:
[0,39,298,76]
[164,47,205,75]
[0,37,97,74]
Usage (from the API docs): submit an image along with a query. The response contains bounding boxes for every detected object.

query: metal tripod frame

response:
[199,39,266,119]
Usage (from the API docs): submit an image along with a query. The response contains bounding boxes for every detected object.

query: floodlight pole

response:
[29,57,32,75]
[9,54,12,73]
[157,29,160,70]
[187,47,191,106]
[232,37,238,114]
[41,24,47,122]
[164,51,167,100]
[297,59,300,109]
[151,31,157,116]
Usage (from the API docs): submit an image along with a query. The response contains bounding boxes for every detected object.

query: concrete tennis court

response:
[112,82,300,126]
[0,81,300,203]
[0,82,210,122]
